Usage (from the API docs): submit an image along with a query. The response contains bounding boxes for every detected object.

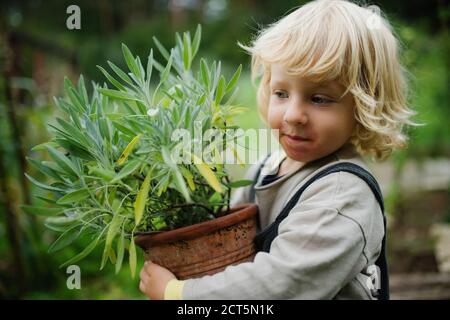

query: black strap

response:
[249,154,271,203]
[251,160,389,300]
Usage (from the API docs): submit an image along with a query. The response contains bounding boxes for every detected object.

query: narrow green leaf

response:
[129,239,137,278]
[101,209,123,270]
[226,179,254,188]
[122,43,140,79]
[77,75,89,104]
[192,154,223,193]
[215,75,226,105]
[97,65,125,91]
[173,169,192,203]
[57,188,90,204]
[225,64,242,93]
[152,36,170,62]
[25,173,65,192]
[115,227,125,274]
[31,141,59,152]
[183,32,191,71]
[111,159,141,183]
[134,169,151,226]
[60,233,103,268]
[45,145,79,177]
[107,61,133,85]
[112,121,135,138]
[160,51,173,83]
[200,58,210,89]
[88,166,116,182]
[48,225,81,253]
[117,134,142,165]
[27,157,62,181]
[20,205,64,216]
[98,88,141,102]
[192,24,202,58]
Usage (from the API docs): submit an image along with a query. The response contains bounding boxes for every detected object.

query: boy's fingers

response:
[139,280,146,294]
[140,267,151,283]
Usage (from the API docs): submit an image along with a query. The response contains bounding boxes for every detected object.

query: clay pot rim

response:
[134,203,258,247]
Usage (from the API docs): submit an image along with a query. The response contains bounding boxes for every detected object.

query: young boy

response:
[139,0,418,299]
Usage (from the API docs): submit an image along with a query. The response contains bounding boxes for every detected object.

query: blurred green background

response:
[0,0,449,299]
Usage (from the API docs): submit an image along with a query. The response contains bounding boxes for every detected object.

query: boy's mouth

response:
[283,134,310,141]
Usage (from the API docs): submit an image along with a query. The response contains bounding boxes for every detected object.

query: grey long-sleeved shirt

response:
[181,142,385,299]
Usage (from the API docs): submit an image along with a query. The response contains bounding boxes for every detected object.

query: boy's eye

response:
[274,91,289,99]
[312,96,333,104]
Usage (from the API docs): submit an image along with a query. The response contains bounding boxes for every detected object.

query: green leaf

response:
[107,61,133,85]
[31,141,59,152]
[226,179,254,188]
[122,43,141,80]
[111,159,141,183]
[183,32,191,71]
[57,188,90,204]
[152,36,170,62]
[60,232,103,268]
[117,134,142,165]
[172,169,192,203]
[27,157,62,181]
[56,117,90,146]
[192,154,223,193]
[180,166,195,191]
[146,49,154,88]
[67,87,86,113]
[226,64,242,93]
[192,24,202,58]
[208,191,222,204]
[45,145,79,177]
[48,225,81,253]
[160,51,173,83]
[77,75,89,104]
[134,169,151,226]
[200,58,210,89]
[113,121,135,138]
[25,173,65,192]
[215,75,226,105]
[45,216,78,228]
[20,205,64,216]
[98,88,141,102]
[97,65,125,91]
[101,208,123,270]
[115,227,125,274]
[88,166,116,182]
[129,239,137,278]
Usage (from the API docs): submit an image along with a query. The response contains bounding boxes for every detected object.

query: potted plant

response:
[24,25,258,279]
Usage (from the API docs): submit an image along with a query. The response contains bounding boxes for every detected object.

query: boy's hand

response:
[139,260,176,300]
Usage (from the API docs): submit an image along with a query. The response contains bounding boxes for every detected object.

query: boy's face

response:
[268,64,356,163]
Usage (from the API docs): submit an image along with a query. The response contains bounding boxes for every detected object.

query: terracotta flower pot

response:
[134,203,258,280]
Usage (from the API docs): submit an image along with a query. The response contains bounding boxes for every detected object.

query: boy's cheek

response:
[267,107,283,131]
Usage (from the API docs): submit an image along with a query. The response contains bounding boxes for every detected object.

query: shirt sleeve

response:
[164,279,186,300]
[181,172,373,299]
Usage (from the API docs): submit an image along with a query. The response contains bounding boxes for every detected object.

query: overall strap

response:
[252,161,389,300]
[249,154,271,203]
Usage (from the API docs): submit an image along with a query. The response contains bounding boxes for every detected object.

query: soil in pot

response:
[134,203,258,280]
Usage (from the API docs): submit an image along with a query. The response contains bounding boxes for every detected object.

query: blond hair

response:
[238,0,420,161]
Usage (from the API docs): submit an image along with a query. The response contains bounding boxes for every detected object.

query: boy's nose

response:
[283,100,308,126]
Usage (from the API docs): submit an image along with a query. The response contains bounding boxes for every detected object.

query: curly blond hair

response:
[238,0,421,161]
